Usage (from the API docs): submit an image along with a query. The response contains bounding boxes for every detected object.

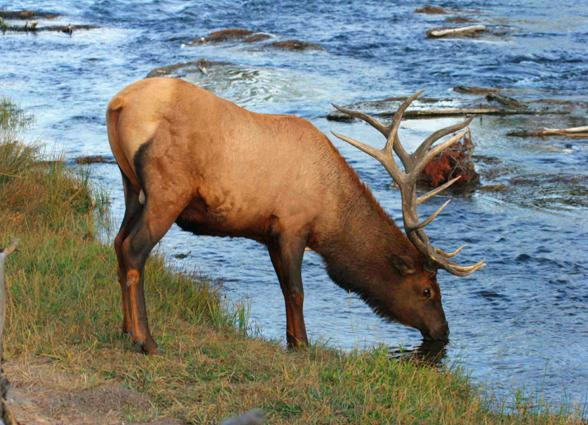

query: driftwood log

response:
[327,107,553,122]
[426,25,486,38]
[0,242,18,425]
[0,22,97,34]
[485,93,525,109]
[507,126,588,138]
[453,86,500,95]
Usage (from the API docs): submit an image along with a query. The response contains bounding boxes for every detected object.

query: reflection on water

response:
[389,340,448,368]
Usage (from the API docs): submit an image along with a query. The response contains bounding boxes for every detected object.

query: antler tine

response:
[439,258,486,277]
[332,90,484,277]
[435,244,465,258]
[332,104,389,137]
[333,94,419,170]
[417,176,461,205]
[411,130,468,180]
[331,131,382,159]
[413,117,474,166]
[383,91,423,167]
[410,199,452,231]
[331,131,405,183]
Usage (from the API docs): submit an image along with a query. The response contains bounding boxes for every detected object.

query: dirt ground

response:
[3,359,183,425]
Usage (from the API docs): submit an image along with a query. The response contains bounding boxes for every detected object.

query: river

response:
[1,0,587,413]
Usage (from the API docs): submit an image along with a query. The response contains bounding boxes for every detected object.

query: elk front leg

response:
[268,232,308,349]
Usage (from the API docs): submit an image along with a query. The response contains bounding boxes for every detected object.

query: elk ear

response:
[390,255,416,276]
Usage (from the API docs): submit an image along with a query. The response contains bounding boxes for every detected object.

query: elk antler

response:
[331,92,485,276]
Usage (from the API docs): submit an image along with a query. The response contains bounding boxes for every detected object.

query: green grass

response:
[0,99,584,424]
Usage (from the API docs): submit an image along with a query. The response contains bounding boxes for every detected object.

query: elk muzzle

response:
[420,319,450,342]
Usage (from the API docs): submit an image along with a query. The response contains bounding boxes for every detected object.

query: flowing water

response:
[1,0,587,413]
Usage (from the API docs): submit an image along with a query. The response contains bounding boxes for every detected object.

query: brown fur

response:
[107,77,449,353]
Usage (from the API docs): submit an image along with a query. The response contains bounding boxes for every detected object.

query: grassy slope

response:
[0,100,583,424]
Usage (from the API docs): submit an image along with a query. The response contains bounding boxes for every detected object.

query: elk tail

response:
[106,98,142,194]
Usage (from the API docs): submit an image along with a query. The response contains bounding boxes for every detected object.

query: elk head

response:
[332,92,485,341]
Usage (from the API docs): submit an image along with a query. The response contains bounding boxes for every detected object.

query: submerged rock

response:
[147,59,231,78]
[445,16,475,23]
[415,5,448,14]
[188,28,321,52]
[74,155,116,165]
[189,28,273,46]
[190,28,254,44]
[268,39,322,51]
[243,33,271,43]
[0,10,60,20]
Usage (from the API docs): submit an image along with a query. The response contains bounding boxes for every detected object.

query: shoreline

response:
[1,100,585,424]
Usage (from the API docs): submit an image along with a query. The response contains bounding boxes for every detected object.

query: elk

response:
[106,77,484,354]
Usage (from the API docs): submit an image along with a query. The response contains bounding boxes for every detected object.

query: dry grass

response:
[0,100,584,424]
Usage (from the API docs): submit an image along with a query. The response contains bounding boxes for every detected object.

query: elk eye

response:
[423,288,431,298]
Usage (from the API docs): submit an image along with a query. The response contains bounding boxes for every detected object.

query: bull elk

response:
[106,77,484,354]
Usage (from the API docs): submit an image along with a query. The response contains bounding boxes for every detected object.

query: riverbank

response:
[1,101,584,424]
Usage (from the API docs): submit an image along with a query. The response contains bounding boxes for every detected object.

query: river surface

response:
[1,0,587,414]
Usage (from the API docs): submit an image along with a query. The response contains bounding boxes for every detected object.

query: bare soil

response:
[4,359,183,425]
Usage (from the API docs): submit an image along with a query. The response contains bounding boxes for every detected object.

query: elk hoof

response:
[133,339,159,355]
[286,337,308,351]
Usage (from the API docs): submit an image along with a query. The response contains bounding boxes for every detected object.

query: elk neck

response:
[309,145,421,296]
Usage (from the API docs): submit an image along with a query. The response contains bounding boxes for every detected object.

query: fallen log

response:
[427,25,486,38]
[507,126,588,138]
[453,86,500,95]
[392,107,544,118]
[1,22,97,33]
[327,106,560,122]
[379,96,445,103]
[485,93,525,109]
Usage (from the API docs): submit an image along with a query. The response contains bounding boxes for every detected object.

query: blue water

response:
[1,0,587,414]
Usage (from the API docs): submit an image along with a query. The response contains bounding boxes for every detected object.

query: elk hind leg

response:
[121,195,188,354]
[114,173,142,335]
